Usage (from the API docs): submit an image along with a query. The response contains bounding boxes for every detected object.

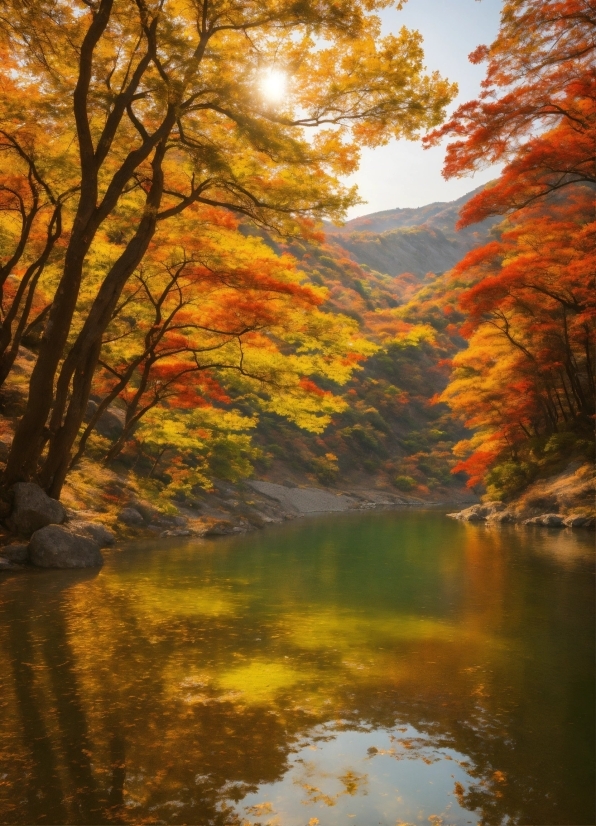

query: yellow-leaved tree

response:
[0,0,456,497]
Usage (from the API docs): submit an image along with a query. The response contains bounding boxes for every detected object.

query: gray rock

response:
[204,520,236,536]
[159,529,192,538]
[542,513,564,526]
[524,513,564,527]
[85,400,126,438]
[29,525,103,568]
[12,483,66,536]
[68,521,115,547]
[448,502,505,522]
[130,502,158,523]
[117,507,144,527]
[247,480,354,513]
[563,514,595,528]
[0,556,23,571]
[0,543,29,563]
[486,510,516,523]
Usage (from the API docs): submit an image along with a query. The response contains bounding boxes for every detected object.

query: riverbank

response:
[1,458,592,572]
[0,465,479,570]
[447,461,594,529]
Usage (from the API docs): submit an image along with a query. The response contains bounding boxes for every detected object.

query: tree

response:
[422,0,595,495]
[441,190,595,493]
[73,218,371,475]
[425,0,595,221]
[0,0,456,497]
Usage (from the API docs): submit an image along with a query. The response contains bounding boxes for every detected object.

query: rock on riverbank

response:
[0,474,477,573]
[447,463,595,529]
[448,502,594,529]
[0,483,114,570]
[29,525,104,568]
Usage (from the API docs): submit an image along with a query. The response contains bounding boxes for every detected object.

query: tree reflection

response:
[0,514,593,825]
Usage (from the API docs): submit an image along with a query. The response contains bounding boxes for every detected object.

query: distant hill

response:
[242,187,497,494]
[324,185,499,278]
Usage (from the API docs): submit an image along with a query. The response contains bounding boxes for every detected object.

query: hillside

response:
[0,188,488,538]
[241,190,494,497]
[324,185,500,277]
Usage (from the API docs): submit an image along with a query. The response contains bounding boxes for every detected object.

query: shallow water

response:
[0,510,593,825]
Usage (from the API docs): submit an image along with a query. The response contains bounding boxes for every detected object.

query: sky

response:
[345,0,503,218]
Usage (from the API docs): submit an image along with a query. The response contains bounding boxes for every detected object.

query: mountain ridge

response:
[323,183,499,279]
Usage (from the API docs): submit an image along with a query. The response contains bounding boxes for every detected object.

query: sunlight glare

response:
[260,68,287,103]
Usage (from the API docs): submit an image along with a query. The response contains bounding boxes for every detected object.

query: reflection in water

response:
[0,512,593,825]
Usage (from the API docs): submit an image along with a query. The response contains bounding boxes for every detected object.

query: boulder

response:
[29,525,103,568]
[160,529,192,538]
[130,501,159,524]
[1,543,29,563]
[133,504,187,528]
[85,400,126,438]
[524,513,564,527]
[563,514,595,528]
[117,507,144,527]
[203,520,236,536]
[448,502,505,522]
[11,483,65,536]
[68,520,116,547]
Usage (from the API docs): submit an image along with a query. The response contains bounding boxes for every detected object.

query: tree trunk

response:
[3,233,96,484]
[38,145,167,497]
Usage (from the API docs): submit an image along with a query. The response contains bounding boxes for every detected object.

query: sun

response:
[260,68,287,103]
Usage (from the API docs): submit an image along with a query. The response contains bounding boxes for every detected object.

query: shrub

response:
[485,460,536,501]
[393,475,417,491]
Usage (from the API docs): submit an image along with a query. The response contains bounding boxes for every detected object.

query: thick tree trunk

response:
[3,235,96,484]
[1,1,117,487]
[43,340,102,498]
[38,146,167,497]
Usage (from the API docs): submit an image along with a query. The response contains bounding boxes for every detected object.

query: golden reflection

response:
[217,660,311,704]
[0,512,593,825]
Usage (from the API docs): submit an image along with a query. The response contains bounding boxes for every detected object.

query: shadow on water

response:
[0,512,593,825]
[1,570,123,824]
[6,597,68,823]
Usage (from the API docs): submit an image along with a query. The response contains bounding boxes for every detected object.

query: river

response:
[0,510,594,825]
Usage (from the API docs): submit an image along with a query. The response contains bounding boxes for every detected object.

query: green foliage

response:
[543,432,581,456]
[393,475,417,491]
[485,461,536,502]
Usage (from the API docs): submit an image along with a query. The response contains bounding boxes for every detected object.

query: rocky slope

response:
[448,462,594,528]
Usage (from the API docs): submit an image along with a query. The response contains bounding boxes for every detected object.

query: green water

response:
[0,511,594,825]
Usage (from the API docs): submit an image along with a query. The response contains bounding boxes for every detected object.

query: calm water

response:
[0,511,594,826]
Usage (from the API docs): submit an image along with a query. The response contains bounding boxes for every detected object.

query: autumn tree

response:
[0,133,67,385]
[441,191,595,493]
[425,0,595,224]
[425,0,595,495]
[73,218,370,477]
[0,0,456,498]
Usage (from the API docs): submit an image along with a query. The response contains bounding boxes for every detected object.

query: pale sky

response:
[345,0,503,217]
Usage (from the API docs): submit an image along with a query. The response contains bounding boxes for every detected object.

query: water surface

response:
[0,510,594,825]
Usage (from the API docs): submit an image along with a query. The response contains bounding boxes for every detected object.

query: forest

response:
[0,0,593,529]
[0,2,594,825]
